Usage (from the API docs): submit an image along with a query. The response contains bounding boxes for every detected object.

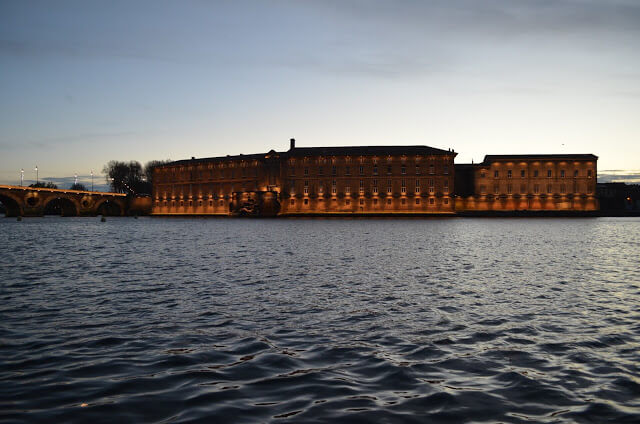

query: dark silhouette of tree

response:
[29,182,58,189]
[70,183,88,191]
[103,160,144,194]
[144,159,171,189]
[103,159,171,195]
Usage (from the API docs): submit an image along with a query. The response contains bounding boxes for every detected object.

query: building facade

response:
[455,155,599,212]
[152,141,598,216]
[152,140,456,216]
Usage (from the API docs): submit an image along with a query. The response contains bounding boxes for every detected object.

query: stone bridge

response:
[0,185,129,217]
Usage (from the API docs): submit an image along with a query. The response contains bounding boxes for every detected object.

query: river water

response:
[1,217,639,423]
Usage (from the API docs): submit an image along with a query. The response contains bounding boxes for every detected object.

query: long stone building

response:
[151,139,598,216]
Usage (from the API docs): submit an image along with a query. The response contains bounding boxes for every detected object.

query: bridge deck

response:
[0,185,127,196]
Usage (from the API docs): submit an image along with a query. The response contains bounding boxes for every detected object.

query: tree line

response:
[102,160,171,194]
[26,159,170,194]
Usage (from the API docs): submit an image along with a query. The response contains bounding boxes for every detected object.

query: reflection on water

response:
[1,217,640,422]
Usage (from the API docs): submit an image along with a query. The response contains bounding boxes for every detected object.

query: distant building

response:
[597,182,640,211]
[152,140,598,216]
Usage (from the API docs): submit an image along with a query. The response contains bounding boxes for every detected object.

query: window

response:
[494,184,499,194]
[520,184,526,194]
[494,170,499,178]
[429,164,435,174]
[534,170,539,178]
[429,179,435,193]
[346,199,350,205]
[373,179,378,194]
[480,171,486,178]
[345,185,351,194]
[507,170,512,178]
[304,167,309,175]
[387,180,392,194]
[429,198,435,205]
[547,184,552,193]
[444,180,449,190]
[415,198,420,205]
[319,185,324,193]
[587,170,593,178]
[345,166,351,175]
[359,180,364,193]
[359,166,364,175]
[290,199,295,205]
[387,166,392,175]
[560,184,566,193]
[507,184,512,194]
[401,166,406,175]
[290,180,295,194]
[415,179,420,193]
[416,165,420,175]
[444,166,449,175]
[359,198,364,205]
[547,170,552,178]
[332,180,337,194]
[304,181,309,194]
[401,179,406,193]
[480,185,486,194]
[373,166,378,175]
[319,167,324,176]
[560,170,565,178]
[373,198,378,205]
[387,199,392,205]
[521,170,525,178]
[401,198,406,205]
[574,170,578,178]
[219,200,224,206]
[534,184,539,194]
[332,166,337,175]
[444,198,449,205]
[209,200,213,207]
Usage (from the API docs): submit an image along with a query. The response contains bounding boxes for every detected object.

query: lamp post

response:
[20,169,24,186]
[91,170,94,192]
[35,166,38,185]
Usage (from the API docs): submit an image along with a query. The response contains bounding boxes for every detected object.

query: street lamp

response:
[35,166,38,184]
[20,169,24,186]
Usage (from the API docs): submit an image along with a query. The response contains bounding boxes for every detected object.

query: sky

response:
[1,0,639,189]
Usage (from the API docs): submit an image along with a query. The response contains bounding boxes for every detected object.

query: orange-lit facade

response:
[152,141,456,216]
[152,142,598,216]
[455,155,599,212]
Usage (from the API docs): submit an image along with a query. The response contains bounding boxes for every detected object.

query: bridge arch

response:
[0,193,23,217]
[43,196,79,216]
[95,198,123,216]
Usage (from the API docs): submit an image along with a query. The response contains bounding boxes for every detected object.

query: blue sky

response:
[1,0,639,188]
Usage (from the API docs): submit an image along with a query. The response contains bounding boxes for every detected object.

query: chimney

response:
[290,138,295,150]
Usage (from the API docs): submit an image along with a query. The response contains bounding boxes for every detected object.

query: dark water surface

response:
[1,217,640,423]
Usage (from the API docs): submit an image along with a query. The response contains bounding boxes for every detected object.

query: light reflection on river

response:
[1,217,639,423]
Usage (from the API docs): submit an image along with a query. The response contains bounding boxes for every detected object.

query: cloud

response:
[598,170,640,183]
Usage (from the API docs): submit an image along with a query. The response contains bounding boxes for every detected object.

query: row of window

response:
[291,179,448,195]
[289,197,450,206]
[483,169,593,179]
[291,165,448,176]
[288,156,451,165]
[479,183,594,195]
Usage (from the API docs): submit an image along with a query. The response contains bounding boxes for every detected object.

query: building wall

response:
[457,158,598,211]
[279,154,455,214]
[152,157,269,215]
[151,151,456,215]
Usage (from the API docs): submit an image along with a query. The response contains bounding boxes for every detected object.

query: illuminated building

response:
[152,140,598,216]
[152,139,455,216]
[455,155,598,212]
